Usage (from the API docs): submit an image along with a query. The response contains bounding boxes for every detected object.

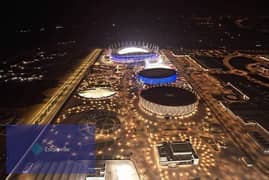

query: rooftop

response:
[139,68,176,78]
[140,86,197,106]
[170,141,193,155]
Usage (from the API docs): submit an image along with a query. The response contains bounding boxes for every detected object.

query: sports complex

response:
[108,42,199,118]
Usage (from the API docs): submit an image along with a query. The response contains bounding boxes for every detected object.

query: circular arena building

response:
[139,86,198,117]
[138,68,177,85]
[77,87,116,100]
[108,41,159,63]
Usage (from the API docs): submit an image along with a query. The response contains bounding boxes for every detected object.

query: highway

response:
[6,49,102,180]
[21,49,102,125]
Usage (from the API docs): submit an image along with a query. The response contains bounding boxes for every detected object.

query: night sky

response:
[1,0,268,28]
[0,0,268,49]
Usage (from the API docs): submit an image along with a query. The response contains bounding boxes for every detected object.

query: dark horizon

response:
[0,0,269,52]
[1,0,269,28]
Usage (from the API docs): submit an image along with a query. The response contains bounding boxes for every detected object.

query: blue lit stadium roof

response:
[110,53,158,63]
[138,68,177,85]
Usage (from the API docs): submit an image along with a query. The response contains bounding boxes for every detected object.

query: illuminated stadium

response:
[138,68,177,85]
[108,41,159,63]
[139,86,198,117]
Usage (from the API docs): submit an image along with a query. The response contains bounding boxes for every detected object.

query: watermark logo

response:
[44,146,70,153]
[31,143,43,156]
[6,125,95,174]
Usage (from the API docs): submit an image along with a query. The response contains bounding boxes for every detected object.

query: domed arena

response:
[138,68,177,85]
[139,86,198,117]
[108,41,159,63]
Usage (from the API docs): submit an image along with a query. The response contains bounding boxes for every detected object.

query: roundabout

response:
[57,107,122,143]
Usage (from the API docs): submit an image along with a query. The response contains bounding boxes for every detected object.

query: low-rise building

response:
[157,140,199,167]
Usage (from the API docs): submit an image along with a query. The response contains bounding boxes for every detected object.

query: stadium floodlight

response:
[118,47,149,54]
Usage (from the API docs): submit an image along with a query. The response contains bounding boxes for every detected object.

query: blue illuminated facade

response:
[110,53,158,63]
[138,73,177,85]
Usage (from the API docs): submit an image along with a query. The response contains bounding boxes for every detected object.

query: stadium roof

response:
[118,47,149,55]
[140,86,197,106]
[139,68,176,78]
[78,87,115,99]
